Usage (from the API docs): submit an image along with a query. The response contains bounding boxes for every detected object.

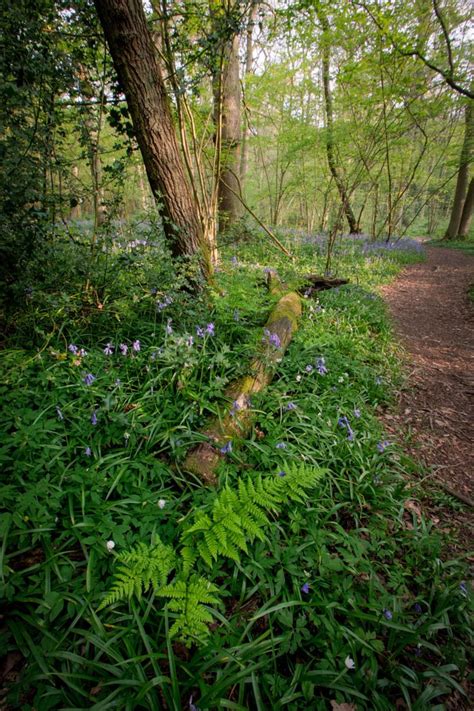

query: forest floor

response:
[379,245,474,556]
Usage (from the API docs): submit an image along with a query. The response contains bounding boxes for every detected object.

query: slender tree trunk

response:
[214,31,242,231]
[239,0,258,193]
[318,10,359,234]
[445,103,473,240]
[458,176,474,238]
[93,0,208,272]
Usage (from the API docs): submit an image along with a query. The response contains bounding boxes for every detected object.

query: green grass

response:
[1,233,471,710]
[427,238,474,256]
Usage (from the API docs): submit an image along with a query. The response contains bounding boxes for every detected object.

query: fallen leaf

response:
[330,703,356,711]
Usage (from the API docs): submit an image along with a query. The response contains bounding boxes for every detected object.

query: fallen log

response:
[183,276,301,485]
[298,275,348,297]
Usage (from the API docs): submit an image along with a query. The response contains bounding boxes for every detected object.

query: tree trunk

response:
[318,10,359,235]
[93,0,208,272]
[239,0,258,194]
[445,103,473,240]
[458,176,474,239]
[215,31,242,231]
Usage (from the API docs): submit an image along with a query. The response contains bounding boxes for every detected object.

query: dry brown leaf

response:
[330,702,356,711]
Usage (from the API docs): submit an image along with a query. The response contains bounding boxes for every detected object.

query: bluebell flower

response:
[91,411,98,426]
[231,255,238,265]
[301,582,310,594]
[132,340,141,352]
[276,442,287,449]
[460,582,468,597]
[150,287,157,295]
[68,344,78,354]
[305,364,313,373]
[220,440,232,455]
[165,319,173,335]
[277,470,286,477]
[286,402,297,411]
[104,342,114,356]
[383,609,393,620]
[79,348,87,357]
[375,376,382,385]
[83,373,95,386]
[196,326,205,338]
[85,446,92,457]
[233,309,240,322]
[413,603,422,614]
[119,343,128,356]
[316,357,327,375]
[206,323,215,336]
[269,332,281,348]
[377,440,390,453]
[115,378,121,386]
[186,336,194,347]
[230,400,241,417]
[56,406,64,421]
[354,408,361,418]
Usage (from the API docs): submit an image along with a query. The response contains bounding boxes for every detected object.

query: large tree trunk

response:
[445,103,473,240]
[93,0,208,272]
[458,176,474,239]
[214,31,242,231]
[318,10,359,235]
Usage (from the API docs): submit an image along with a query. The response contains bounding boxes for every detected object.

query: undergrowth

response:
[1,230,471,710]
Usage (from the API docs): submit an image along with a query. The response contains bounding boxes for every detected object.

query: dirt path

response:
[379,246,474,509]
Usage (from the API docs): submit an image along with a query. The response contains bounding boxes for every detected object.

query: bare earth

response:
[379,246,474,510]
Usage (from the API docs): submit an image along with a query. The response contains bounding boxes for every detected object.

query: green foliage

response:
[99,540,176,607]
[182,464,326,568]
[158,576,221,641]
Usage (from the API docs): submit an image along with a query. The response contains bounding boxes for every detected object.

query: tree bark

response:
[445,103,472,240]
[214,30,242,231]
[239,0,258,193]
[93,0,208,271]
[458,176,474,239]
[318,9,359,235]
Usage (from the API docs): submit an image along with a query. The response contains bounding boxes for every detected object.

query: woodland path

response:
[379,246,474,518]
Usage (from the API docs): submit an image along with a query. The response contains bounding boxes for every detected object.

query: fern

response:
[181,462,326,567]
[99,540,175,608]
[157,575,220,641]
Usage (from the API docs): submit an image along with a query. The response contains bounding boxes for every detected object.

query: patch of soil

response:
[379,246,474,537]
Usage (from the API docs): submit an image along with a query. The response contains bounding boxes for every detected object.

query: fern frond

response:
[100,540,176,609]
[157,576,220,642]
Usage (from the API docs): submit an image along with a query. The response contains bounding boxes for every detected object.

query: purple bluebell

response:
[231,255,238,265]
[196,326,205,338]
[277,470,286,477]
[91,411,98,426]
[104,342,114,356]
[230,400,241,417]
[220,440,232,455]
[206,323,215,336]
[56,406,64,421]
[413,603,422,614]
[186,336,194,347]
[383,609,393,620]
[305,364,313,373]
[316,357,327,375]
[269,332,281,348]
[115,378,121,386]
[132,340,141,352]
[119,343,128,356]
[286,402,297,411]
[354,408,361,418]
[460,582,468,597]
[150,287,157,295]
[83,373,95,386]
[301,582,310,594]
[276,442,287,449]
[85,446,92,457]
[377,440,390,453]
[79,348,87,357]
[68,344,78,354]
[165,319,173,335]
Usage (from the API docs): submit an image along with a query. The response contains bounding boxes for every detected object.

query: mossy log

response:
[183,283,302,485]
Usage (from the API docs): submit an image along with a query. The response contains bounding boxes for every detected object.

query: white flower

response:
[158,499,166,509]
[338,376,344,383]
[344,656,355,670]
[296,375,302,382]
[106,540,115,551]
